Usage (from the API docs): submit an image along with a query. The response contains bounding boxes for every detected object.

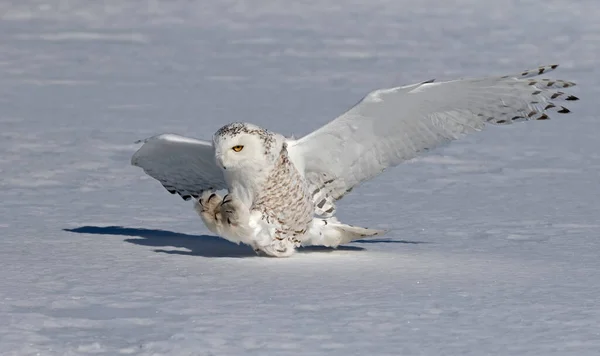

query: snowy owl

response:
[131,64,579,257]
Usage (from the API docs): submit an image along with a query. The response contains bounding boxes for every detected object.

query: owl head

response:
[212,122,284,173]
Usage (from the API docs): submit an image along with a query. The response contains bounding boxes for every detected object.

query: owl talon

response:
[194,190,224,235]
[219,196,243,226]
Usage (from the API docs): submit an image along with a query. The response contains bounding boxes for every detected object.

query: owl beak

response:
[216,156,226,170]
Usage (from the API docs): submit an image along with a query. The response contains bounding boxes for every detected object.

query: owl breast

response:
[250,145,314,244]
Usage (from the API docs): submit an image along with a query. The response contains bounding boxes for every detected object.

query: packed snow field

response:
[1,1,599,355]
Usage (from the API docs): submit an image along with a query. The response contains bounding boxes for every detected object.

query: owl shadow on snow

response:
[64,226,423,258]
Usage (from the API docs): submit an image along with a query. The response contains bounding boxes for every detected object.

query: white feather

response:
[131,134,226,200]
[287,64,578,204]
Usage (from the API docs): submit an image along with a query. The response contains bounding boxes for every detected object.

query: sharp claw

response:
[207,193,217,204]
[222,194,232,204]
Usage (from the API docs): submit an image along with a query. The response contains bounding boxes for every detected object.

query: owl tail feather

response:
[303,217,386,248]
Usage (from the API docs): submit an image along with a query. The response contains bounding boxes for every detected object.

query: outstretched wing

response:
[289,64,579,209]
[131,134,226,200]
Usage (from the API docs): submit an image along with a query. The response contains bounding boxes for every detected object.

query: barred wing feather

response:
[289,64,579,205]
[131,134,226,200]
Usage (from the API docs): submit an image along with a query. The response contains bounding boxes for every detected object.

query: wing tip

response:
[129,134,178,166]
[516,64,561,79]
[130,136,155,166]
[130,144,146,166]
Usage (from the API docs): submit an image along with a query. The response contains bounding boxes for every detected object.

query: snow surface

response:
[1,1,600,355]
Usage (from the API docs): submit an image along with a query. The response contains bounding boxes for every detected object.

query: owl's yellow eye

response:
[232,145,244,152]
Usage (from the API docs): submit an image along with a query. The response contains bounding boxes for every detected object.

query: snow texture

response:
[1,0,599,355]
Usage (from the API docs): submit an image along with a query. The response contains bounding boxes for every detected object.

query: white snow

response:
[1,0,600,355]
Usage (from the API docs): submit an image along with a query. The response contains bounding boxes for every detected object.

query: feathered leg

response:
[256,239,297,257]
[194,191,255,248]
